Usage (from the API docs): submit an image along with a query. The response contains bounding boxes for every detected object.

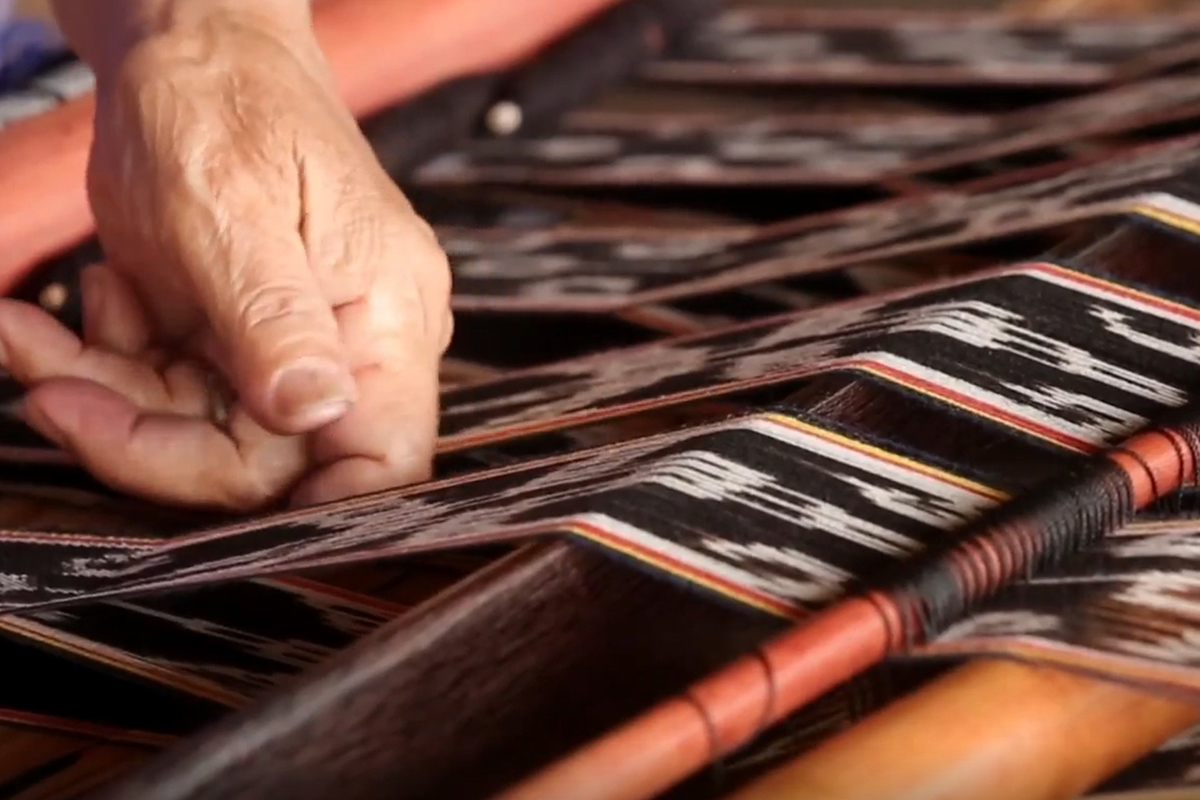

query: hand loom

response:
[6,0,1200,799]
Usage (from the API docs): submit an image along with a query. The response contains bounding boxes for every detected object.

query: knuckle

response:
[408,212,440,248]
[236,281,318,332]
[315,210,379,288]
[211,457,291,511]
[111,36,179,89]
[217,476,278,511]
[377,431,438,481]
[440,308,455,354]
[419,244,453,305]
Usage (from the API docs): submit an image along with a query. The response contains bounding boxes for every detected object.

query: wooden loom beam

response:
[723,659,1200,800]
[6,0,1200,798]
[1003,0,1194,18]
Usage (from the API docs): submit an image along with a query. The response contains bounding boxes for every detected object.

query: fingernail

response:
[269,358,356,430]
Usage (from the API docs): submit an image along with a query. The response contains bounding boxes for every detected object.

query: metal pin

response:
[485,100,524,137]
[38,283,68,312]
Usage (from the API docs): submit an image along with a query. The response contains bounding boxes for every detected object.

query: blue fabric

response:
[0,10,65,91]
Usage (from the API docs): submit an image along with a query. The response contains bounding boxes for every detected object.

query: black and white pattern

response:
[10,412,1200,696]
[0,411,1001,614]
[644,10,1200,86]
[0,263,1193,609]
[927,517,1200,694]
[414,75,1200,189]
[0,261,1199,694]
[444,137,1200,310]
[415,119,983,187]
[439,264,1200,451]
[18,9,1200,798]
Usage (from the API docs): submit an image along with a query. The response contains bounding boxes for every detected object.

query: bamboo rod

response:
[723,659,1200,800]
[1004,0,1193,17]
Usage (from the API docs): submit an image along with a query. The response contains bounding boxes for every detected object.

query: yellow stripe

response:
[1130,203,1200,240]
[765,412,1007,499]
[562,412,1022,619]
[561,521,802,619]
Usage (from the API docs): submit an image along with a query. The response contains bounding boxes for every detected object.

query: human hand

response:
[0,4,453,509]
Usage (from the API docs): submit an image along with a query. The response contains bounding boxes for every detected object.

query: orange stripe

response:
[0,617,246,707]
[1038,262,1200,320]
[563,519,804,619]
[0,709,174,749]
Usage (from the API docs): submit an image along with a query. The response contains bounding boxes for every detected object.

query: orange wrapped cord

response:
[493,420,1200,800]
[723,659,1200,800]
[0,0,624,294]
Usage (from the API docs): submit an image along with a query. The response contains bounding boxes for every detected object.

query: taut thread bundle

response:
[496,404,1200,800]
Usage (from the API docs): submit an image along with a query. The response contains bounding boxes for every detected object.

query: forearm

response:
[51,0,311,80]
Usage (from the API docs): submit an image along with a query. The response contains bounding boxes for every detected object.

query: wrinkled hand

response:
[0,10,452,509]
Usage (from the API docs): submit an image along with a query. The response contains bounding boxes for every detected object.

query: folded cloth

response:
[0,2,65,91]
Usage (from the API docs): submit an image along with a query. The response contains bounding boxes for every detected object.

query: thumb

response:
[195,233,357,436]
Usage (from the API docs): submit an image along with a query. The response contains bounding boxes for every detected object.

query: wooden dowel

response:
[0,0,624,294]
[723,659,1200,800]
[1003,0,1190,17]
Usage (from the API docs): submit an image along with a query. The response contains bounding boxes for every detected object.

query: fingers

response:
[74,52,455,506]
[0,299,202,414]
[169,210,359,436]
[80,263,153,356]
[21,378,306,510]
[290,358,440,506]
[288,259,444,506]
[232,257,357,435]
[106,80,361,437]
[1,289,311,509]
[179,202,447,505]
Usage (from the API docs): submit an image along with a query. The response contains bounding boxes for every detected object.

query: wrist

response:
[52,0,314,85]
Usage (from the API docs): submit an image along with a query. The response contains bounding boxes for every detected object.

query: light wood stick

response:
[723,659,1200,800]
